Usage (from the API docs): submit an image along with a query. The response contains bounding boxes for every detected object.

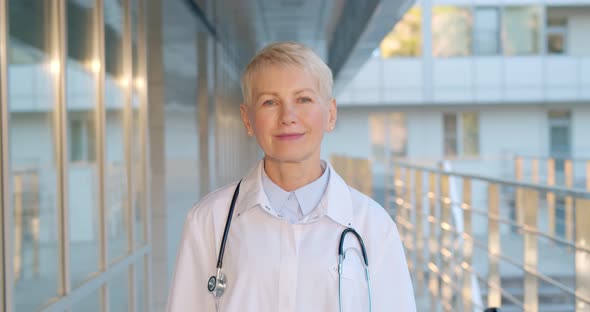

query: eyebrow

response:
[255,88,317,100]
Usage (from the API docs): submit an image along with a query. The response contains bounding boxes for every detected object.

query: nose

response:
[279,103,297,125]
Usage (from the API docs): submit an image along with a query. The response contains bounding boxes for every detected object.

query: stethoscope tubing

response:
[212,181,373,312]
[338,229,372,312]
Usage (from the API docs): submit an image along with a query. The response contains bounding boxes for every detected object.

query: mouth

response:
[275,133,304,140]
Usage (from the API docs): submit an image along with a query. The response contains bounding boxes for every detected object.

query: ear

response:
[325,98,337,132]
[240,103,254,136]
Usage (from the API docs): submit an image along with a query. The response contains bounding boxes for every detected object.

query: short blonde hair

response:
[241,41,333,106]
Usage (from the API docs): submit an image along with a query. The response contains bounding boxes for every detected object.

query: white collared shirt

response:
[167,160,417,312]
[261,160,330,223]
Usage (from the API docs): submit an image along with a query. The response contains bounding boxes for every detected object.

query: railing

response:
[513,155,590,189]
[387,160,590,312]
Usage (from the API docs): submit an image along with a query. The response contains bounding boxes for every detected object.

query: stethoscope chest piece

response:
[208,270,227,298]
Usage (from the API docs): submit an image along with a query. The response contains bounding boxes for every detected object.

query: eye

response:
[298,97,312,103]
[262,99,276,106]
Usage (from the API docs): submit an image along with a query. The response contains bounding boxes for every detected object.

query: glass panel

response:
[549,110,571,174]
[502,6,541,55]
[443,113,458,157]
[104,0,129,263]
[136,257,146,312]
[389,113,407,157]
[72,288,101,312]
[432,6,472,57]
[109,268,130,312]
[369,115,386,163]
[462,112,479,156]
[66,0,101,288]
[8,1,60,310]
[547,16,567,54]
[380,7,422,58]
[473,7,500,55]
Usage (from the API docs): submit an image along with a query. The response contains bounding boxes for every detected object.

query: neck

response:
[263,157,324,192]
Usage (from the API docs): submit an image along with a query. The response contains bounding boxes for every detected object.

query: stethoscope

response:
[207,181,373,311]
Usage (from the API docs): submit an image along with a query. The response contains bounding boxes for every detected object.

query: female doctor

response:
[167,42,417,312]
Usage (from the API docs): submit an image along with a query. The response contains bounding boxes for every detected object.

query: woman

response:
[167,42,416,312]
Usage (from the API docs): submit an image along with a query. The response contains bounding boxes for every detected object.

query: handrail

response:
[387,160,590,312]
[388,160,590,198]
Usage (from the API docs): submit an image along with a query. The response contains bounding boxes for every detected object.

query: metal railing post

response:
[461,178,472,312]
[428,172,439,312]
[488,183,501,308]
[547,159,556,236]
[440,174,453,311]
[523,189,539,312]
[415,170,425,295]
[565,160,573,241]
[575,198,590,312]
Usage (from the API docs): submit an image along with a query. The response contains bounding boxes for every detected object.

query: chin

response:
[265,151,319,164]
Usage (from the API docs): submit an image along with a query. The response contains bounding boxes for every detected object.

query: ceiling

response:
[162,0,414,105]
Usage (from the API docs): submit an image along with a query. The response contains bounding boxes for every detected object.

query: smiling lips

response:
[275,133,304,140]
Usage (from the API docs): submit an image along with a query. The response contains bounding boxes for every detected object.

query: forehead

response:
[250,63,320,95]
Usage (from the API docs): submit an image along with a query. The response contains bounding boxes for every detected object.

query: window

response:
[432,6,473,57]
[443,114,458,157]
[68,118,96,163]
[548,110,571,171]
[370,113,407,161]
[443,112,480,157]
[502,6,541,55]
[473,7,500,55]
[380,7,422,58]
[547,17,567,54]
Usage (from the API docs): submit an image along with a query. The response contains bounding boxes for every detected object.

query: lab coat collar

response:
[234,160,354,228]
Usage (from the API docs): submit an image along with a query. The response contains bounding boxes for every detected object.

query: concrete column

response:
[145,0,167,310]
[197,31,210,197]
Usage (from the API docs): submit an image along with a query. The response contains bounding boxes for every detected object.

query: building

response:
[323,0,590,185]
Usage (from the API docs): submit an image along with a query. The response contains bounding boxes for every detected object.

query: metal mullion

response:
[121,0,136,310]
[0,0,13,310]
[95,0,109,310]
[52,0,71,301]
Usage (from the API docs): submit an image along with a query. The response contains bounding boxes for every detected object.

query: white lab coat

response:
[167,160,416,311]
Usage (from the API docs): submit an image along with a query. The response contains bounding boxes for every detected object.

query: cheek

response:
[305,109,329,128]
[252,112,273,133]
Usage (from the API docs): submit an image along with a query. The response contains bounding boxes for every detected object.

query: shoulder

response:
[184,181,241,226]
[348,186,397,236]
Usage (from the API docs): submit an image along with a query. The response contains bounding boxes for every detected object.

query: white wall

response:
[479,107,548,157]
[321,109,372,160]
[572,106,590,158]
[337,56,590,106]
[406,110,444,159]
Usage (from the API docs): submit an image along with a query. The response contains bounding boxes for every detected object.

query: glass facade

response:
[432,6,473,57]
[502,6,541,55]
[1,0,148,310]
[443,112,480,157]
[380,7,422,58]
[66,0,101,289]
[473,7,500,55]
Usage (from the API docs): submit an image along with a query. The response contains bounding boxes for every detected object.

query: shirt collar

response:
[261,161,330,216]
[234,160,354,228]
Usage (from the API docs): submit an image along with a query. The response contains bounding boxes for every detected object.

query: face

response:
[241,64,337,164]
